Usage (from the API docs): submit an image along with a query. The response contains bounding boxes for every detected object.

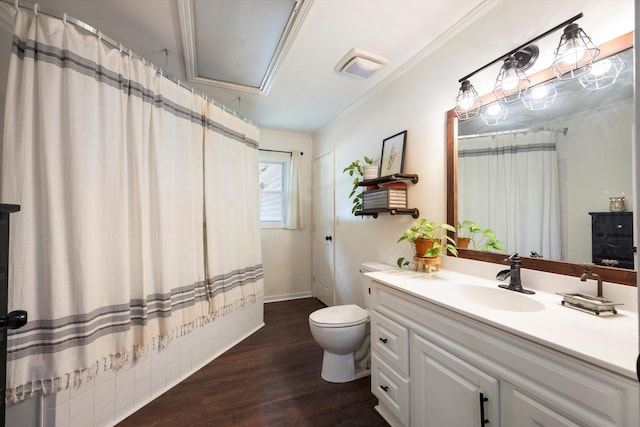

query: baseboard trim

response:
[264,291,312,303]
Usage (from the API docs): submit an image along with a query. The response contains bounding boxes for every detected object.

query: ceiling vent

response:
[335,48,388,79]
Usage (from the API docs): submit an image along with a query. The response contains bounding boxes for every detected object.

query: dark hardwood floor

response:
[117,298,388,426]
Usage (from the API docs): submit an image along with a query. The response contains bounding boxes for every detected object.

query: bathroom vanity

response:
[365,269,639,427]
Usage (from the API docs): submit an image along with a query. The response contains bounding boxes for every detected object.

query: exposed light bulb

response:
[457,91,475,110]
[590,58,612,76]
[559,38,587,66]
[486,103,502,116]
[501,68,520,92]
[531,85,549,100]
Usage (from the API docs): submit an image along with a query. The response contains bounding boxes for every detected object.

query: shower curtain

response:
[203,104,263,316]
[1,6,262,399]
[458,129,562,259]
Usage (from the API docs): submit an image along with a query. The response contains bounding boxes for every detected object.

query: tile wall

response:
[7,300,264,427]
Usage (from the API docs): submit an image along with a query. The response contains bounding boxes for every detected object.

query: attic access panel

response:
[179,0,311,95]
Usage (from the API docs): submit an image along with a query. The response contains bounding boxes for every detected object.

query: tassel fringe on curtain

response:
[0,4,263,401]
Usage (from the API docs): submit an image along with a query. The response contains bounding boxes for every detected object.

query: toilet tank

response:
[359,262,395,308]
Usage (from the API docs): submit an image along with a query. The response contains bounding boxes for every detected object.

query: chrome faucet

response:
[580,263,603,298]
[496,253,535,294]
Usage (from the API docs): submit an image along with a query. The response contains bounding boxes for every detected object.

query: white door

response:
[312,151,334,306]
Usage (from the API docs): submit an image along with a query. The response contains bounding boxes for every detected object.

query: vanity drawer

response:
[591,212,633,238]
[372,353,410,427]
[371,310,409,375]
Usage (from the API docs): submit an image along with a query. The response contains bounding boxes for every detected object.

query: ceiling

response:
[26,0,487,134]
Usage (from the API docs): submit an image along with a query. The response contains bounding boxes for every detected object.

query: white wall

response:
[259,129,313,302]
[313,0,635,308]
[551,101,635,262]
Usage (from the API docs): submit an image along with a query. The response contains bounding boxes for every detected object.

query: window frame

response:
[258,152,291,228]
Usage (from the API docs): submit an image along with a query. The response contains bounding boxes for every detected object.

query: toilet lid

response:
[309,304,369,328]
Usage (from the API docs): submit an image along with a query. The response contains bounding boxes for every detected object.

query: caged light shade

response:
[552,23,600,79]
[579,55,624,90]
[455,80,483,120]
[493,56,530,102]
[481,100,508,126]
[521,82,558,111]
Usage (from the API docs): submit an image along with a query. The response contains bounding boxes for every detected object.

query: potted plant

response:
[343,156,379,214]
[397,219,458,258]
[457,220,506,251]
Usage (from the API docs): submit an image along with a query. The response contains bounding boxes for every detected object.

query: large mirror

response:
[447,32,636,286]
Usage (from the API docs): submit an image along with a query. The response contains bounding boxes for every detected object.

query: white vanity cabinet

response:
[368,278,639,427]
[370,310,410,426]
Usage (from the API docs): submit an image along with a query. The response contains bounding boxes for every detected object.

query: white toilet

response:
[309,262,393,383]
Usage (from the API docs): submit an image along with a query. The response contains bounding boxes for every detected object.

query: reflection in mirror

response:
[458,47,633,264]
[447,32,636,286]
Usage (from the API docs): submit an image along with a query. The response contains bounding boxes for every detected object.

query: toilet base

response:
[320,351,371,383]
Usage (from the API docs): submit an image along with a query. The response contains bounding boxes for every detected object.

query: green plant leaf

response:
[440,223,456,233]
[396,257,411,268]
[447,244,459,257]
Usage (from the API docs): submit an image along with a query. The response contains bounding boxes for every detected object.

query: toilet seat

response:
[309,304,368,328]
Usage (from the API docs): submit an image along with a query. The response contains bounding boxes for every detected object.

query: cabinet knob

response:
[616,224,623,229]
[380,385,389,393]
[379,337,388,344]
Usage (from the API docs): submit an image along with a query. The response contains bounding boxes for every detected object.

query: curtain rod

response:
[458,127,569,139]
[3,0,253,125]
[258,148,303,156]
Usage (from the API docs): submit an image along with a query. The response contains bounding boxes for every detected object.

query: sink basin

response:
[446,284,546,312]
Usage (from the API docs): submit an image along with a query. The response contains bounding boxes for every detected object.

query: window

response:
[259,153,290,227]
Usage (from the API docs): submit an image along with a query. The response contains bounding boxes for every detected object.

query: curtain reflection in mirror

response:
[458,129,562,259]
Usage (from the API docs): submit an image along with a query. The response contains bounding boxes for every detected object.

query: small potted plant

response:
[457,220,506,252]
[343,156,379,214]
[397,219,458,258]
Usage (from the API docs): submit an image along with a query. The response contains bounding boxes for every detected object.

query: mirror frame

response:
[447,31,636,287]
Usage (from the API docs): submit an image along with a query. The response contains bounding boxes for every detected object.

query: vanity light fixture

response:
[455,13,589,119]
[578,55,624,90]
[551,23,600,79]
[480,100,508,126]
[455,80,483,120]
[521,82,558,111]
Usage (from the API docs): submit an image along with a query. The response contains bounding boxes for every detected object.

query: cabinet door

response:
[508,389,582,427]
[412,334,499,427]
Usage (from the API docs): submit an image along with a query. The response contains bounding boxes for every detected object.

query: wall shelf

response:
[355,173,419,218]
[355,207,420,218]
[357,173,419,187]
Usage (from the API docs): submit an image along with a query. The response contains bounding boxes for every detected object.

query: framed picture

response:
[379,130,407,177]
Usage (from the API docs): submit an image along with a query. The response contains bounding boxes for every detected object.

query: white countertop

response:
[365,268,639,380]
